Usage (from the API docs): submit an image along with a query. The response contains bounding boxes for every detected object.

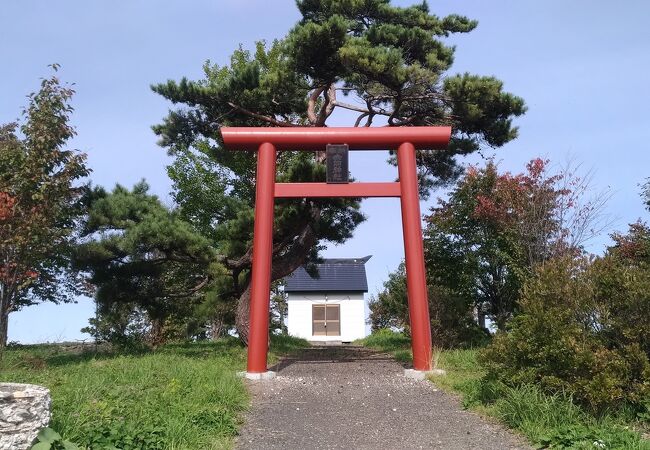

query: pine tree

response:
[73,182,217,345]
[152,0,526,343]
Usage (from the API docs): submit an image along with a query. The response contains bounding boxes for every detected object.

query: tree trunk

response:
[477,308,486,330]
[0,304,8,362]
[148,317,165,347]
[0,289,9,350]
[233,210,319,347]
[235,285,251,346]
[0,308,8,350]
[494,314,508,332]
[0,312,9,351]
[209,317,225,340]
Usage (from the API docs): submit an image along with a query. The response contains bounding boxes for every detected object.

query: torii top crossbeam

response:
[221,126,452,151]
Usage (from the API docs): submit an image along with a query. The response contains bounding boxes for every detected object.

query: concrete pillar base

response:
[237,371,276,381]
[403,368,446,380]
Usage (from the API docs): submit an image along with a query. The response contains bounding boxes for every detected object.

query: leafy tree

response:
[0,68,89,349]
[608,182,650,270]
[189,281,237,341]
[270,284,289,335]
[426,158,613,329]
[609,221,650,265]
[368,264,409,331]
[423,160,549,330]
[73,182,217,345]
[368,262,485,347]
[151,0,525,343]
[482,180,650,414]
[610,183,650,265]
[371,158,611,338]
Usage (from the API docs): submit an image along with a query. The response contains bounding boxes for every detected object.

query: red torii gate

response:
[222,126,452,377]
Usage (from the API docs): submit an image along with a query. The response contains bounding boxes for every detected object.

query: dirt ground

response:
[236,345,529,450]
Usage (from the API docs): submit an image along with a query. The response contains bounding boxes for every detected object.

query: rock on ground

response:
[0,382,51,450]
[236,346,529,450]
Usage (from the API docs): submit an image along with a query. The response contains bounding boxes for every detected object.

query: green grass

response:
[0,335,309,450]
[356,328,411,351]
[266,333,310,359]
[358,330,650,449]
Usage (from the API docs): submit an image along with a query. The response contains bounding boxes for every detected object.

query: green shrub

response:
[31,427,80,450]
[79,421,166,450]
[481,257,650,414]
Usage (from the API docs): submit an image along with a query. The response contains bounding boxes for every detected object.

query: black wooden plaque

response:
[326,144,349,184]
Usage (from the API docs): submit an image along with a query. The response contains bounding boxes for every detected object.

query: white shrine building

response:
[284,256,371,343]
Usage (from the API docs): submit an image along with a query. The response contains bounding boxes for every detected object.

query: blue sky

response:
[2,0,649,343]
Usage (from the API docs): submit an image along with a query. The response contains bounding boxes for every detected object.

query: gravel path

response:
[236,346,529,450]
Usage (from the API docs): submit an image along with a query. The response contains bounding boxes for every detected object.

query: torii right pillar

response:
[397,141,432,372]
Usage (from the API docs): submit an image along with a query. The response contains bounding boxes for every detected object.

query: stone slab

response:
[0,383,51,450]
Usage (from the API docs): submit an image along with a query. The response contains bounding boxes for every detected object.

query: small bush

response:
[31,427,81,450]
[79,421,166,450]
[482,257,650,414]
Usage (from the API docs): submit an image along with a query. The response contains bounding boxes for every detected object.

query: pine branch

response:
[316,85,337,126]
[354,112,369,127]
[226,102,297,127]
[331,100,370,114]
[307,86,326,124]
[166,277,209,298]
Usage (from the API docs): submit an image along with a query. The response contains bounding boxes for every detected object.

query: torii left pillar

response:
[247,142,277,377]
[222,127,452,380]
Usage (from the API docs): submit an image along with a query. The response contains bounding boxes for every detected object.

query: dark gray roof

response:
[284,256,371,293]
